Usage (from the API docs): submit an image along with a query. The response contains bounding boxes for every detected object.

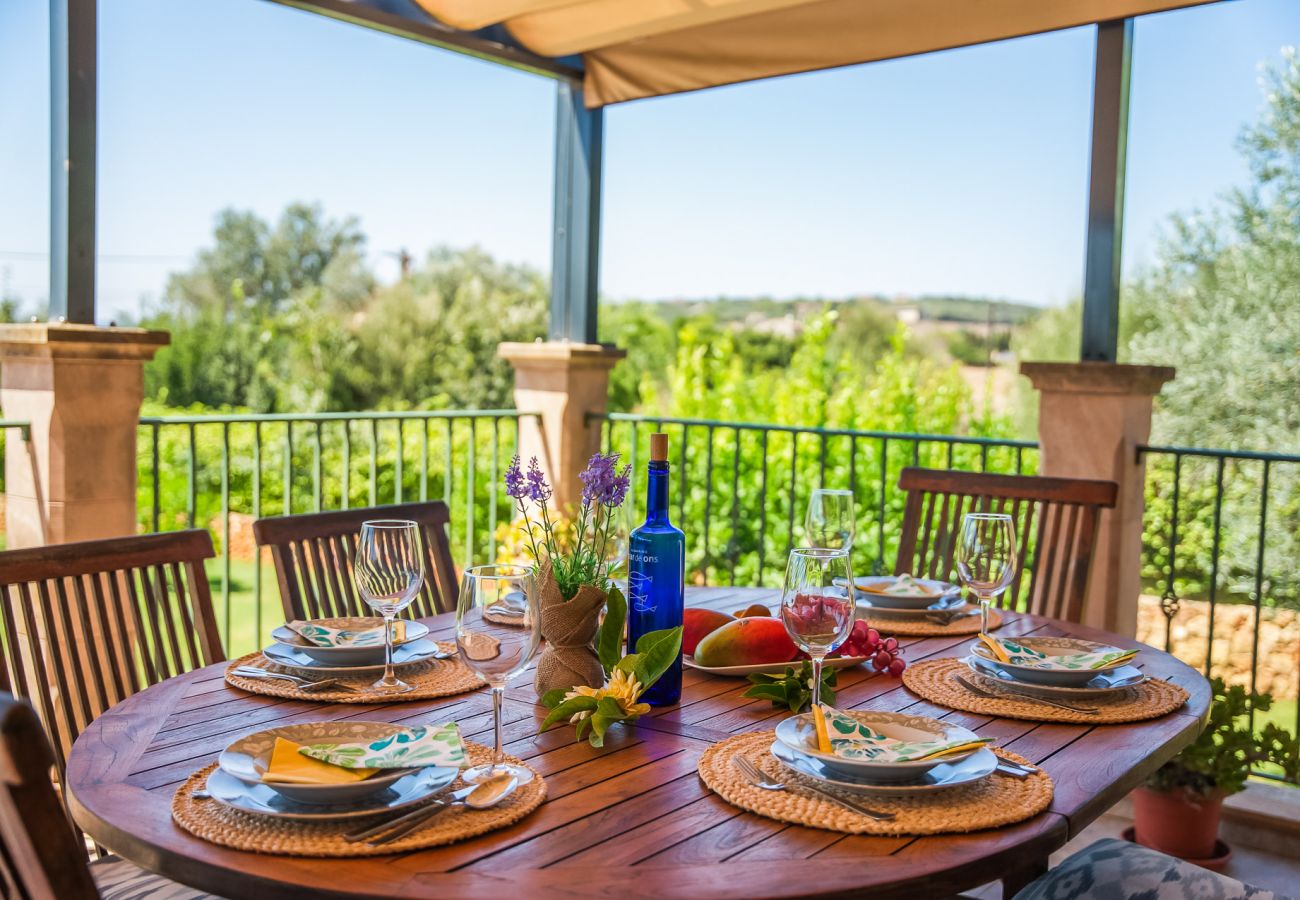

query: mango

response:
[693,616,800,667]
[684,608,734,655]
[733,602,772,619]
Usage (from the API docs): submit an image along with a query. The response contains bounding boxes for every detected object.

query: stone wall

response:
[1137,594,1299,700]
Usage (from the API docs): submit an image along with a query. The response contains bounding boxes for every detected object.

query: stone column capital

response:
[1019,361,1175,396]
[498,341,626,372]
[0,323,169,362]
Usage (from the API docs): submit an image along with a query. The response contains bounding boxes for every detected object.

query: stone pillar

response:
[1,324,168,547]
[498,341,625,514]
[1020,362,1174,635]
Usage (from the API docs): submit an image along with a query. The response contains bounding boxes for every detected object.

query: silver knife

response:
[343,784,471,843]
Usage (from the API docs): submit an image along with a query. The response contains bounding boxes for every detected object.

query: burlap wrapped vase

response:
[533,560,608,695]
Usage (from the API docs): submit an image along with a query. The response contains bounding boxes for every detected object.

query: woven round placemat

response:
[867,608,1002,637]
[172,741,545,857]
[223,642,482,703]
[902,657,1190,724]
[699,730,1052,836]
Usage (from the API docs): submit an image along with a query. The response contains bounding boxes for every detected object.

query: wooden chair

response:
[893,467,1118,623]
[0,530,224,781]
[0,693,212,899]
[253,502,459,621]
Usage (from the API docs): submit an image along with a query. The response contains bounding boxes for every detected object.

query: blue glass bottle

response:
[627,433,685,707]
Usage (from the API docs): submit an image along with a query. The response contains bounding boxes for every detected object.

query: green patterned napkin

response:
[819,708,993,762]
[994,638,1137,670]
[299,723,466,769]
[287,619,403,648]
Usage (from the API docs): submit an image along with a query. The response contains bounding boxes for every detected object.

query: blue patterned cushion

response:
[89,855,222,900]
[1013,839,1292,900]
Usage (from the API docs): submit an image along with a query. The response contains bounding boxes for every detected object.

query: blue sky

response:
[0,0,1296,322]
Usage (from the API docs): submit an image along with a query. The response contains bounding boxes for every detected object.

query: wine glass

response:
[955,513,1018,634]
[779,548,855,710]
[354,520,425,694]
[456,565,541,784]
[804,489,856,551]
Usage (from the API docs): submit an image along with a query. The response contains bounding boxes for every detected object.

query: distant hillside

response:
[610,294,1041,326]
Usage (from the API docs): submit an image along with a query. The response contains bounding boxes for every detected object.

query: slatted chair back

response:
[893,467,1118,623]
[0,530,224,780]
[252,502,459,621]
[0,694,100,900]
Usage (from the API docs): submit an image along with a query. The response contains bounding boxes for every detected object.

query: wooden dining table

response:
[66,587,1210,900]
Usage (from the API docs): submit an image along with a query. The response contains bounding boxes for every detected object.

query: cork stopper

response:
[649,432,669,462]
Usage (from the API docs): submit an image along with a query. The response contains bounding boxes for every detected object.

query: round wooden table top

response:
[66,587,1209,900]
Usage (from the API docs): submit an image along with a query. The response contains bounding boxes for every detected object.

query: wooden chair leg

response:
[1001,857,1048,898]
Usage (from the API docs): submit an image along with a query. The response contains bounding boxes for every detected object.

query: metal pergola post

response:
[549,82,604,343]
[50,0,98,324]
[1080,18,1134,363]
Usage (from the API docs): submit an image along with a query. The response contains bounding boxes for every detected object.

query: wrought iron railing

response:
[592,413,1039,587]
[1138,443,1300,783]
[137,410,536,655]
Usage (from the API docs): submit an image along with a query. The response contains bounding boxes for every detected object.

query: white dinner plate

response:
[219,720,424,805]
[856,594,968,618]
[271,618,431,667]
[262,638,446,675]
[773,709,981,781]
[205,764,456,821]
[770,741,998,794]
[851,577,961,609]
[682,655,867,677]
[970,636,1134,686]
[966,654,1147,698]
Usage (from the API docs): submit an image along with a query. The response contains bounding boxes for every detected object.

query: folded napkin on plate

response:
[261,737,379,784]
[287,619,406,648]
[812,706,994,762]
[858,574,940,597]
[983,636,1137,670]
[298,723,466,770]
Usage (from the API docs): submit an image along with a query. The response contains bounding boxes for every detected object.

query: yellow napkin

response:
[811,705,833,754]
[978,632,1012,664]
[915,739,995,761]
[260,737,380,785]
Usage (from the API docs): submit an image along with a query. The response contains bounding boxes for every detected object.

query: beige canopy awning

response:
[415,0,1220,106]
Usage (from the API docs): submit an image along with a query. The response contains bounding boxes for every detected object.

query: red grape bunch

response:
[840,620,906,676]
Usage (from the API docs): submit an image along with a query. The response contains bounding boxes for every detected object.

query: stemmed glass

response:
[955,513,1018,634]
[804,489,856,551]
[456,565,541,784]
[354,520,425,694]
[780,548,855,710]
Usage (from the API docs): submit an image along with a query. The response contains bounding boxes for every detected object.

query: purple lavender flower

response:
[579,452,631,507]
[525,457,553,503]
[504,455,525,500]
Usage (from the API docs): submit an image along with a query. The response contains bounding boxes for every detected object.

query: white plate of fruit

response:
[682,604,893,676]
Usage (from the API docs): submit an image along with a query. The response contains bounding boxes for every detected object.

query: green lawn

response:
[204,557,282,658]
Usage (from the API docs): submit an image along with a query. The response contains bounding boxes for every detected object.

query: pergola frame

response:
[49,0,1130,360]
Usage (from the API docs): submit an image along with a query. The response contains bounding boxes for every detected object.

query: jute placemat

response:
[223,642,482,703]
[866,608,1002,637]
[699,730,1052,836]
[172,741,545,857]
[902,657,1190,724]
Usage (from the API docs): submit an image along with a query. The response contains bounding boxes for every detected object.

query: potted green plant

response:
[1133,677,1299,867]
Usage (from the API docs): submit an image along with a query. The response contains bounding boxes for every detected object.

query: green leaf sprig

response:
[742,661,837,712]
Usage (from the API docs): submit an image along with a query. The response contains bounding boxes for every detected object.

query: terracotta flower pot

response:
[1132,785,1225,860]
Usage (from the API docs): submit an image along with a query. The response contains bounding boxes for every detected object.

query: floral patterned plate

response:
[262,638,445,675]
[849,576,962,609]
[218,721,453,805]
[205,763,456,821]
[970,636,1136,686]
[966,654,1146,697]
[774,710,981,781]
[770,741,998,794]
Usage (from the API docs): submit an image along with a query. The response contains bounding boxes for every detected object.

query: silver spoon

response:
[731,754,895,821]
[955,673,1100,714]
[351,773,519,845]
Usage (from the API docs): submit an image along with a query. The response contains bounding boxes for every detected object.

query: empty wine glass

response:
[456,565,540,784]
[804,489,856,552]
[955,513,1018,634]
[354,520,425,694]
[780,548,855,710]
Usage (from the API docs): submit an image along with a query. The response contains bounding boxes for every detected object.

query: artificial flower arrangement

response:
[505,453,682,736]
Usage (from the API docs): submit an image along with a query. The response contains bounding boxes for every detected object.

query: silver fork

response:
[230,666,361,694]
[955,674,1099,715]
[731,754,895,822]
